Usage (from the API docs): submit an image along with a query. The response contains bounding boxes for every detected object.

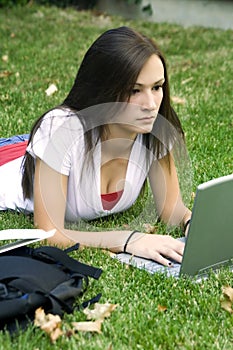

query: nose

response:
[141,91,157,111]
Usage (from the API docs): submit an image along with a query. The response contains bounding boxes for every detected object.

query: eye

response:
[152,84,163,91]
[131,88,140,95]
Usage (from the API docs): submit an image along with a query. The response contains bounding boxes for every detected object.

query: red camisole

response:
[101,190,124,210]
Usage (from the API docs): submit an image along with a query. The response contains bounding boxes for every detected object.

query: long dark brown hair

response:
[22,26,184,199]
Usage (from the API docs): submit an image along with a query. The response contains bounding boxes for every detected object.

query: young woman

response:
[0,26,192,266]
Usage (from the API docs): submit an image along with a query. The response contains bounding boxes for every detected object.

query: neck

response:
[101,127,137,164]
[101,137,135,161]
[103,123,137,142]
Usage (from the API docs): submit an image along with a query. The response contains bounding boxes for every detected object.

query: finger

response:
[165,250,183,264]
[163,236,185,256]
[169,240,185,256]
[159,244,184,262]
[152,253,174,267]
[172,241,185,256]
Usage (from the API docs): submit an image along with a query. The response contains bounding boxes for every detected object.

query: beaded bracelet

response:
[123,230,139,253]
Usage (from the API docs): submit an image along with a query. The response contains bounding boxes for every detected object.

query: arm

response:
[34,157,188,266]
[148,153,192,231]
[34,158,134,251]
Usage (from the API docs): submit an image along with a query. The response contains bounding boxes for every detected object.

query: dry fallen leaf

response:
[72,319,103,334]
[221,300,233,314]
[143,223,158,234]
[83,302,118,320]
[171,96,186,105]
[2,55,8,62]
[45,83,58,96]
[102,249,116,258]
[72,303,117,334]
[221,286,233,314]
[50,327,64,343]
[157,304,167,312]
[222,286,233,302]
[0,71,12,78]
[122,224,130,229]
[181,77,193,85]
[34,307,63,342]
[34,302,117,340]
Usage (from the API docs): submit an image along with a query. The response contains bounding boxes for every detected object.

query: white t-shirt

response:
[0,108,154,221]
[0,156,33,214]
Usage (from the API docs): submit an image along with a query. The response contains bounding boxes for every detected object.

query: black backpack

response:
[0,243,102,333]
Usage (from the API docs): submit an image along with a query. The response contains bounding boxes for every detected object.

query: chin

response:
[135,124,154,134]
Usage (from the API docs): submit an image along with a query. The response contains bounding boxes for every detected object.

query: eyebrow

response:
[134,78,165,87]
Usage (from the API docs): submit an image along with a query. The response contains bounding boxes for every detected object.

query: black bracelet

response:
[183,219,191,233]
[123,230,139,253]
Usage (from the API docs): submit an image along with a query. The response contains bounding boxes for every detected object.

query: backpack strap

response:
[64,243,80,253]
[32,246,102,280]
[79,292,102,310]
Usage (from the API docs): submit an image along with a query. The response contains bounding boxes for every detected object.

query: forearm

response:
[149,156,192,231]
[45,225,144,253]
[159,195,192,229]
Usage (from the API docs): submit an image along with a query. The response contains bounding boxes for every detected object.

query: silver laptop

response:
[0,229,55,253]
[116,173,233,279]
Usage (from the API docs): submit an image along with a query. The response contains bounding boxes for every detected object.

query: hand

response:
[126,233,185,267]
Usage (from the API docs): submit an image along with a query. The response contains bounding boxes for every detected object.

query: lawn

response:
[0,3,233,349]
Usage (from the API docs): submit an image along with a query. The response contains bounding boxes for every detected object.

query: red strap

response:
[0,141,28,166]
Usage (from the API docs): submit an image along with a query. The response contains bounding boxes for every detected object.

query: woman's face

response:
[109,54,165,139]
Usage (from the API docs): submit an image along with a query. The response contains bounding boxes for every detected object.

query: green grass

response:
[0,4,233,349]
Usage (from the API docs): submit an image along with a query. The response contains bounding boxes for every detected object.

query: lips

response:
[137,116,155,121]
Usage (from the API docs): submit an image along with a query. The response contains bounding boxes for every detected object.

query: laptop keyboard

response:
[142,260,181,277]
[116,253,181,277]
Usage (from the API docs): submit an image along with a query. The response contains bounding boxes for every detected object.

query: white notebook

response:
[0,228,56,253]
